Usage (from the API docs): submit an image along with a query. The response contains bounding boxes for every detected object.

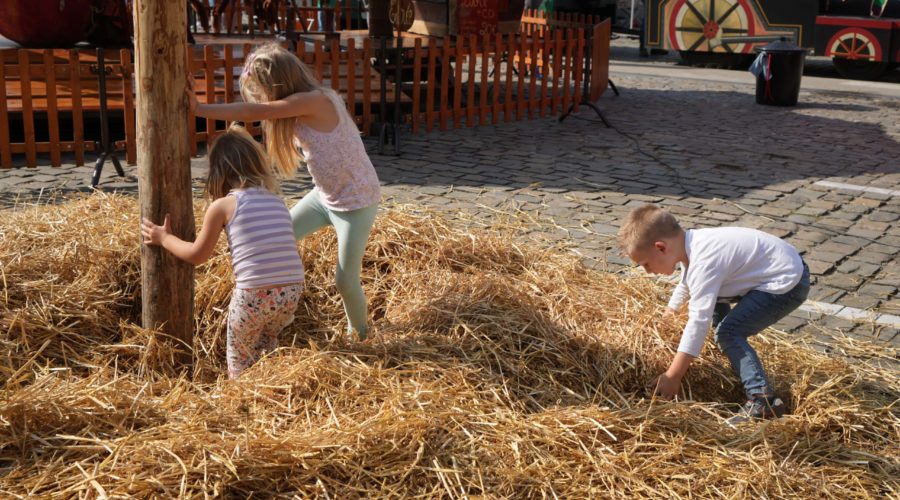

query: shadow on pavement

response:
[370,87,899,202]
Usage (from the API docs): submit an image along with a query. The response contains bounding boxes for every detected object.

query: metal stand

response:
[90,48,125,187]
[608,78,619,96]
[373,36,399,155]
[559,29,615,127]
[284,3,297,51]
[559,101,611,127]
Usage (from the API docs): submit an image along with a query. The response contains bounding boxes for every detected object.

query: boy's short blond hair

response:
[617,204,683,255]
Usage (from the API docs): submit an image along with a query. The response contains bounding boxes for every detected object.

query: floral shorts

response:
[227,284,303,379]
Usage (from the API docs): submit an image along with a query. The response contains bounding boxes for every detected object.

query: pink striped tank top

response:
[225,188,304,289]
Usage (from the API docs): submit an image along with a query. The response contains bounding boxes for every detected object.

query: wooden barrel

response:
[0,0,93,47]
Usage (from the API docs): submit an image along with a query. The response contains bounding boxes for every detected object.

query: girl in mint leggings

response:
[193,43,380,339]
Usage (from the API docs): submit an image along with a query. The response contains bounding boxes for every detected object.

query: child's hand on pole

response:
[186,75,198,115]
[141,214,172,246]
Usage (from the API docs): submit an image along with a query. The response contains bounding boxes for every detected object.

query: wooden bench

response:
[515,12,603,76]
[517,12,612,103]
[1,42,406,167]
[0,49,132,167]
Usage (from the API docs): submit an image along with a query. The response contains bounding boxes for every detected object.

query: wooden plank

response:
[529,34,538,119]
[479,34,489,126]
[491,33,501,125]
[69,49,85,165]
[19,51,37,167]
[43,50,61,166]
[224,45,236,103]
[466,35,476,128]
[0,53,10,168]
[3,93,128,113]
[122,48,136,165]
[439,37,451,131]
[296,37,307,61]
[516,34,525,121]
[205,45,218,143]
[347,38,357,124]
[453,37,463,129]
[314,40,324,80]
[412,38,422,134]
[551,29,562,115]
[562,28,573,115]
[539,30,550,118]
[426,41,437,133]
[573,29,585,112]
[11,141,98,154]
[590,20,611,102]
[330,38,340,93]
[504,34,513,123]
[188,50,198,156]
[362,38,372,135]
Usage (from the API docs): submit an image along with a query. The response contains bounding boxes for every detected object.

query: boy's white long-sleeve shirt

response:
[667,227,804,357]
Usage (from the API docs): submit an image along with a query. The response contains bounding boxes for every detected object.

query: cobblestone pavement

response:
[2,47,899,359]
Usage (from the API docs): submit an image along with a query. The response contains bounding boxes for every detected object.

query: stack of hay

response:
[0,194,896,497]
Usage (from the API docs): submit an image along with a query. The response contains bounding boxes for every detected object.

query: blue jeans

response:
[712,264,810,398]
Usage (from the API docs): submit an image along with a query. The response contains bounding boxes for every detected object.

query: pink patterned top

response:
[293,90,381,211]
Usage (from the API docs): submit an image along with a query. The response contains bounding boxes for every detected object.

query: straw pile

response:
[0,193,897,498]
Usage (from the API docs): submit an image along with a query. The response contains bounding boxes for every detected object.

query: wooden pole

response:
[134,0,195,365]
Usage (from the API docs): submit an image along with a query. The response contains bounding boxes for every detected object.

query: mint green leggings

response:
[290,189,378,339]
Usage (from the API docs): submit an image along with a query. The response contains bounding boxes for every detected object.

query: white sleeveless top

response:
[293,90,381,212]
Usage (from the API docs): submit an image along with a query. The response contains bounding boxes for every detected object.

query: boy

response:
[618,204,810,420]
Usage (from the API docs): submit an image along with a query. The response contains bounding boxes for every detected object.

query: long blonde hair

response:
[206,124,279,200]
[240,43,328,177]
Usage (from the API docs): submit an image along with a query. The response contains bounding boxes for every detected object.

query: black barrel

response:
[755,38,807,106]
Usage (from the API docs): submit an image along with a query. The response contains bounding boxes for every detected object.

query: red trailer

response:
[644,0,900,79]
[0,0,94,47]
[0,0,132,48]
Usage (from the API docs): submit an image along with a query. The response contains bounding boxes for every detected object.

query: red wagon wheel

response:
[827,27,889,79]
[826,27,883,61]
[668,0,755,53]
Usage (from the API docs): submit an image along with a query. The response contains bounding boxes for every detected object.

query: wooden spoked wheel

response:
[668,0,755,53]
[827,27,889,79]
[827,27,882,62]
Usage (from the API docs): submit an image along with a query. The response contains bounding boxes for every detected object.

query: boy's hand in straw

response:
[141,215,173,246]
[647,352,693,399]
[660,308,680,328]
[646,371,682,400]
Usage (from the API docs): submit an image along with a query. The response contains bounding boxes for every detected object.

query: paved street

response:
[2,39,899,356]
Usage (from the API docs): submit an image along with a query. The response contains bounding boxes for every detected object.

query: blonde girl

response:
[142,125,304,379]
[191,43,380,340]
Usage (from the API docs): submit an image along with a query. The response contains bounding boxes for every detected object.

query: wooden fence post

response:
[134,0,195,366]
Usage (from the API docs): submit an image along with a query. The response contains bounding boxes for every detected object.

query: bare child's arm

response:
[649,352,695,399]
[651,302,692,399]
[141,197,233,265]
[190,91,325,122]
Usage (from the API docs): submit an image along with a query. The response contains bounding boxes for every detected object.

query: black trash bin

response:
[754,38,807,106]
